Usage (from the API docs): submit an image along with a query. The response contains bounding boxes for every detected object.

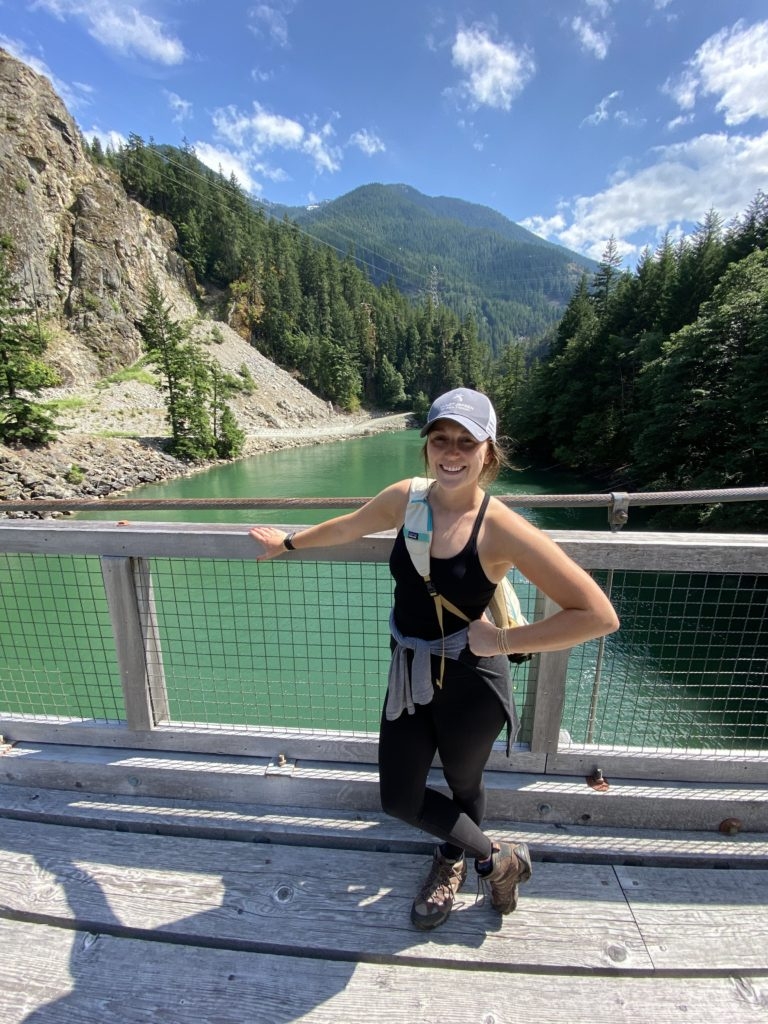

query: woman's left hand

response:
[468,617,507,658]
[248,525,291,561]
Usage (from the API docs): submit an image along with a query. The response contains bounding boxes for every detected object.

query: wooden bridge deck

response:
[0,784,767,1023]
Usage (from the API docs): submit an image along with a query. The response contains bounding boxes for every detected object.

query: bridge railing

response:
[2,513,767,784]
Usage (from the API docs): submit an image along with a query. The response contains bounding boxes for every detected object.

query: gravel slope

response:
[0,323,412,511]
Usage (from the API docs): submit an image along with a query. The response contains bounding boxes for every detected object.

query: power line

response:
[122,142,585,306]
[150,146,434,296]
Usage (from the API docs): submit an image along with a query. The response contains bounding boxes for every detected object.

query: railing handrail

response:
[2,484,768,514]
[3,520,768,575]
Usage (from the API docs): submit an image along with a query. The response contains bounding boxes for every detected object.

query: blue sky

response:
[2,1,767,265]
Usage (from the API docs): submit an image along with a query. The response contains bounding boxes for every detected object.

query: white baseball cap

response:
[420,388,497,442]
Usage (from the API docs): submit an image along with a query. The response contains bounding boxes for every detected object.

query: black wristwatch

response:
[283,532,297,551]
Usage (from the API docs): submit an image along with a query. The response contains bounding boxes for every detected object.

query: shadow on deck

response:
[0,780,767,1023]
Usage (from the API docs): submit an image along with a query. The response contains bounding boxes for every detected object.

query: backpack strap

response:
[403,477,474,686]
[403,479,533,672]
[403,476,432,579]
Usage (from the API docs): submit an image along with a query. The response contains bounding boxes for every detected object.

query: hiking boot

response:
[410,847,467,930]
[483,841,532,914]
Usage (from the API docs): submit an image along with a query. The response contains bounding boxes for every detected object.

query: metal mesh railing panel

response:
[0,553,124,721]
[2,544,765,757]
[146,557,395,733]
[560,570,768,753]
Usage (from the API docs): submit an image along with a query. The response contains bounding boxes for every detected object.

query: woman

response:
[249,388,619,931]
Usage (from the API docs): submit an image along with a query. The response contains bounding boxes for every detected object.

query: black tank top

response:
[389,492,497,640]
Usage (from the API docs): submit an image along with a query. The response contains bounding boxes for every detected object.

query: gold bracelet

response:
[497,627,509,656]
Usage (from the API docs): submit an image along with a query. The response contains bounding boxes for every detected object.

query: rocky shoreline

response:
[0,413,412,517]
[0,320,414,518]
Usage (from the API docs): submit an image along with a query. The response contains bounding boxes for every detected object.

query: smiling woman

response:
[248,385,619,932]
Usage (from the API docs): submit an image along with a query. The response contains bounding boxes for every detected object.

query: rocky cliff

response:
[0,47,198,383]
[0,50,405,513]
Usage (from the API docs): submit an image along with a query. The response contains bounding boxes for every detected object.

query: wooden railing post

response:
[527,594,572,755]
[133,557,170,725]
[100,556,168,730]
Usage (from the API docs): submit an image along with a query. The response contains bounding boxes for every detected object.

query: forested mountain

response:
[91,137,768,529]
[91,138,493,414]
[273,184,596,350]
[501,204,768,530]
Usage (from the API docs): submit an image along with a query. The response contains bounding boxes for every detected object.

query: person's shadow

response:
[7,818,489,1023]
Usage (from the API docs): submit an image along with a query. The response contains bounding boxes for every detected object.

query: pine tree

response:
[0,237,59,444]
[209,362,245,458]
[138,277,190,444]
[139,277,220,461]
[216,405,246,459]
[591,236,624,323]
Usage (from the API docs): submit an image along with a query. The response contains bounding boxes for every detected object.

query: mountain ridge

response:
[265,182,596,349]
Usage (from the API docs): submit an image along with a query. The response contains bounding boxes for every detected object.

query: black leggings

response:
[378,661,507,860]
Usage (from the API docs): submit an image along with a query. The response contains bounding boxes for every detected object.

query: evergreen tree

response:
[209,362,245,458]
[375,354,407,407]
[216,405,246,459]
[591,236,624,323]
[0,237,59,444]
[139,278,221,461]
[139,277,190,444]
[493,341,528,441]
[632,248,768,528]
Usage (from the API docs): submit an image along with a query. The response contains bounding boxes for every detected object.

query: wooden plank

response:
[548,748,768,785]
[480,767,768,832]
[0,816,651,972]
[616,865,768,970]
[0,718,388,763]
[556,531,768,573]
[2,919,767,1024]
[1,783,768,866]
[0,720,546,773]
[3,519,768,572]
[0,520,395,562]
[4,743,768,831]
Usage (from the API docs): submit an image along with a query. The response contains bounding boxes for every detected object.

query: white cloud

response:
[666,113,694,132]
[193,141,260,194]
[451,25,535,111]
[0,33,89,108]
[521,212,568,238]
[582,90,621,126]
[252,162,289,182]
[649,0,678,26]
[348,129,386,156]
[521,130,768,261]
[665,19,768,125]
[581,91,642,129]
[213,102,305,149]
[31,0,186,64]
[662,68,698,111]
[571,16,610,60]
[82,126,126,153]
[211,102,343,179]
[303,128,341,173]
[248,2,295,47]
[585,0,613,16]
[165,91,192,124]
